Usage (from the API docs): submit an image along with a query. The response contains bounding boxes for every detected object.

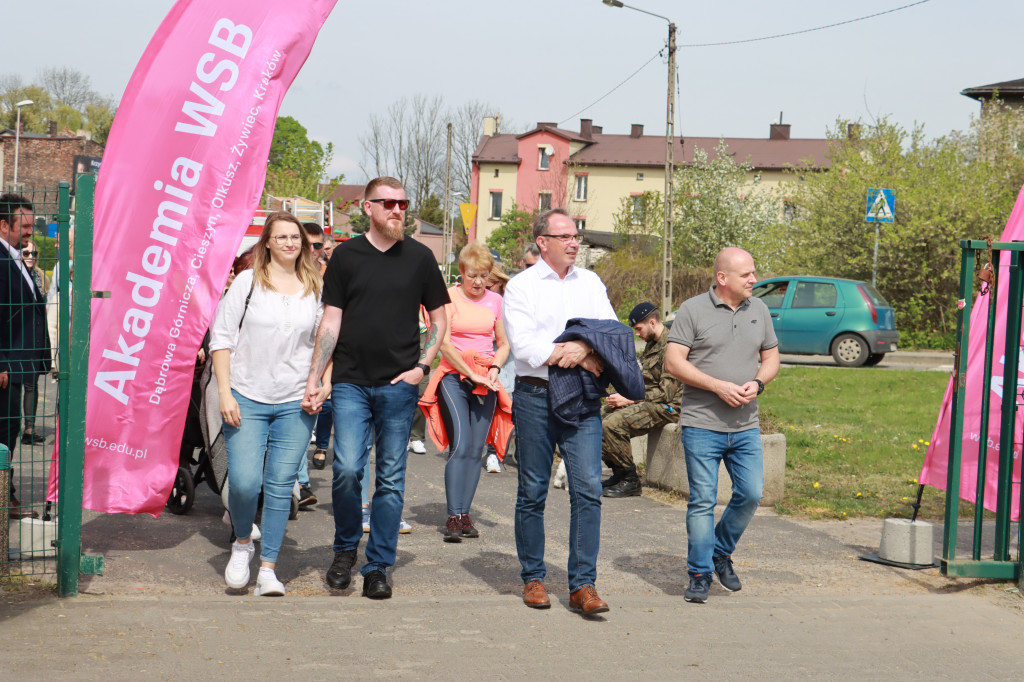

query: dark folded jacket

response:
[550,318,645,426]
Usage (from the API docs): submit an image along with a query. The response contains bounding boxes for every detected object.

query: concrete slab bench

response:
[643,424,786,506]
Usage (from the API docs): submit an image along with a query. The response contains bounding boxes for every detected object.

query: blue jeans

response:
[314,399,333,449]
[330,381,418,575]
[512,379,603,592]
[224,391,316,563]
[681,426,764,577]
[439,373,497,516]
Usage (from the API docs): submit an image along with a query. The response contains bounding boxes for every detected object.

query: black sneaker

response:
[298,485,317,507]
[684,573,712,603]
[362,569,392,599]
[603,475,642,498]
[325,549,358,590]
[444,515,463,543]
[460,513,479,538]
[713,554,742,592]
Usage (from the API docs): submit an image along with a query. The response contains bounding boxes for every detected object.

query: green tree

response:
[782,107,1024,342]
[673,138,783,270]
[417,193,444,226]
[264,116,338,201]
[485,202,537,265]
[1,71,116,142]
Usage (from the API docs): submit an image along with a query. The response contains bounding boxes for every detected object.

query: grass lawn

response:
[759,367,958,519]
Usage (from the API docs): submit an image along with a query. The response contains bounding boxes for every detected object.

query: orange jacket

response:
[418,349,514,461]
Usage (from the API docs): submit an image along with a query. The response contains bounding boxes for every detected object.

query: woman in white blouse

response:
[210,212,329,596]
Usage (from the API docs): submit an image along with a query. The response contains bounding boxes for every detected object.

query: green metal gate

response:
[2,178,101,596]
[942,239,1024,584]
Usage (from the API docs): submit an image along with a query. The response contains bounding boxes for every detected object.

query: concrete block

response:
[878,518,934,565]
[645,424,786,506]
[19,517,57,559]
[631,434,647,466]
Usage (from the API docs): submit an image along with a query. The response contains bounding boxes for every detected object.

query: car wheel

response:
[831,333,869,367]
[864,353,885,366]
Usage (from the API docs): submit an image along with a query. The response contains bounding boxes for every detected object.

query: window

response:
[574,174,588,201]
[493,168,499,178]
[574,218,586,232]
[791,281,837,308]
[631,195,644,225]
[538,192,552,211]
[783,201,796,223]
[636,172,644,181]
[539,146,551,170]
[489,191,502,220]
[753,281,789,308]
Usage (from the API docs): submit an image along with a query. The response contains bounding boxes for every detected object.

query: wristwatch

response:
[754,379,765,395]
[416,362,431,375]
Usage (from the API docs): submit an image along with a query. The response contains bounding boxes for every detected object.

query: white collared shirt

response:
[0,235,36,293]
[502,257,617,379]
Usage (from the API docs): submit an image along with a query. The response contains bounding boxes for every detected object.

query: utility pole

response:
[442,122,453,284]
[663,22,676,317]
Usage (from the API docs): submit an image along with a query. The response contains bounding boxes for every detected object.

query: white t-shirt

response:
[209,269,323,404]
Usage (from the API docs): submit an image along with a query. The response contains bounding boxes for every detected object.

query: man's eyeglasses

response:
[540,233,579,244]
[22,249,38,257]
[311,242,323,250]
[367,198,410,211]
[271,234,303,245]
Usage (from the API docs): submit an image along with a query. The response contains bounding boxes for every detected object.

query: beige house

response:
[469,118,830,247]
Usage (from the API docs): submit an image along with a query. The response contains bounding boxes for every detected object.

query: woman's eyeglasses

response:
[271,234,303,245]
[22,249,38,258]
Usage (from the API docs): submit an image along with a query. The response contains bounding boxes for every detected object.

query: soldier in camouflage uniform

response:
[602,302,682,498]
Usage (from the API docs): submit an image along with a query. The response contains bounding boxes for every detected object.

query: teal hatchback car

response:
[752,276,899,367]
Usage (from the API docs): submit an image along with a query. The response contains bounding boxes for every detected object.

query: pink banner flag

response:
[919,184,1024,521]
[83,0,337,515]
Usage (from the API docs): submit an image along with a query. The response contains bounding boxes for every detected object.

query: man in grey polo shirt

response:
[665,247,780,603]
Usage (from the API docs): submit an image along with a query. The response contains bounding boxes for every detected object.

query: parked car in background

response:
[752,276,899,367]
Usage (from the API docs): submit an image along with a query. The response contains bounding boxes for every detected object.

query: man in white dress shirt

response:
[502,208,617,617]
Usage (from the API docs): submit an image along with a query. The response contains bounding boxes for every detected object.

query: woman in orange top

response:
[437,244,509,542]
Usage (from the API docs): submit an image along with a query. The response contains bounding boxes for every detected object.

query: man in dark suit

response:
[1,193,51,519]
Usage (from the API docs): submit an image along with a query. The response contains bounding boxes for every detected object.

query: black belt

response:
[518,376,549,389]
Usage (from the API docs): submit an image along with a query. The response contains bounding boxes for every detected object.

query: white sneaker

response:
[221,512,261,542]
[486,454,501,473]
[409,440,426,454]
[224,540,255,589]
[255,568,285,597]
[398,518,412,534]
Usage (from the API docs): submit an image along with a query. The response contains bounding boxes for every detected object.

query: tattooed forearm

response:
[310,328,337,381]
[419,321,438,362]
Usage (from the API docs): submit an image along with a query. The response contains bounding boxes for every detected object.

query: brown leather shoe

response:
[523,580,551,609]
[8,495,40,520]
[569,585,609,616]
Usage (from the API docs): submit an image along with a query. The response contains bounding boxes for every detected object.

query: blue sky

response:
[3,0,1019,181]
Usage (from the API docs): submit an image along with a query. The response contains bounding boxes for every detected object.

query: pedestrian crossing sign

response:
[865,188,895,223]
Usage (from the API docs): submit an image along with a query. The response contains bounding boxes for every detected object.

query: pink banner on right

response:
[920,184,1024,521]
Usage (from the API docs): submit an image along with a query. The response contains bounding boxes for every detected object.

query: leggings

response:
[439,373,496,516]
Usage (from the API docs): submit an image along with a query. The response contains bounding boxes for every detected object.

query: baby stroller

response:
[166,341,226,515]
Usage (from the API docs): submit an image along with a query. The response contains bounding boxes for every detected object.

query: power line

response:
[559,49,663,126]
[680,0,931,48]
[560,0,931,126]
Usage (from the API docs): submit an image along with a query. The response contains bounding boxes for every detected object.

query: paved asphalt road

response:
[4,431,1023,679]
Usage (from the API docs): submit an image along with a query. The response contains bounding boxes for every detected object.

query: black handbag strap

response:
[237,274,256,330]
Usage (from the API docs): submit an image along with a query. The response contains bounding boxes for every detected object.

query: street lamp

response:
[602,1,676,317]
[13,99,34,189]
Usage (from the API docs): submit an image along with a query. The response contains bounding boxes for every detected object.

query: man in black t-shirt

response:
[303,177,449,599]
